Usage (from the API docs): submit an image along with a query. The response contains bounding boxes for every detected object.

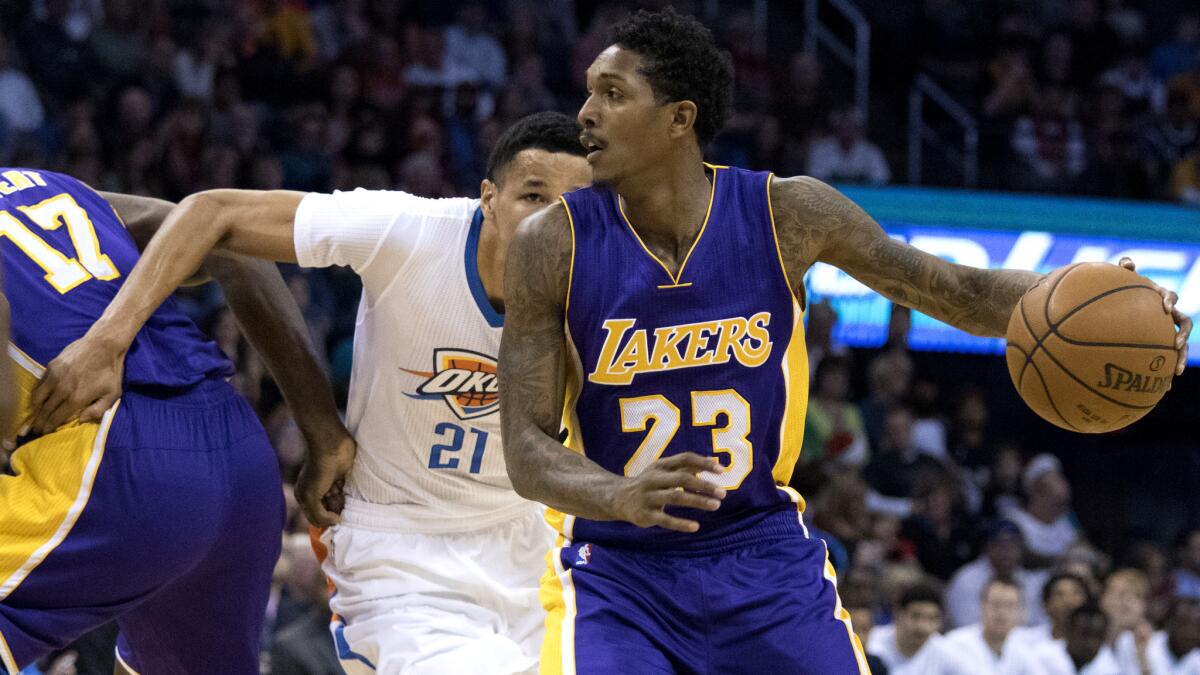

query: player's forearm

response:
[204,252,349,448]
[504,424,630,521]
[90,189,302,354]
[955,266,1045,336]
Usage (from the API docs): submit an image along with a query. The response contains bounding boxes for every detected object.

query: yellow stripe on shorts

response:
[0,403,118,600]
[539,535,577,675]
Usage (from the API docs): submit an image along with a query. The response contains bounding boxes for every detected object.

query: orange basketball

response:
[1005,262,1176,433]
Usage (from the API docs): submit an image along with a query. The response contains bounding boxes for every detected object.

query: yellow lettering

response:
[650,325,687,369]
[3,171,33,190]
[734,312,773,366]
[679,321,721,367]
[0,180,14,195]
[588,318,638,385]
[711,317,747,365]
[614,329,651,375]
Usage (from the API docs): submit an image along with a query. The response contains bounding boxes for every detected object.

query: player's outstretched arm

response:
[771,176,1042,337]
[499,204,726,533]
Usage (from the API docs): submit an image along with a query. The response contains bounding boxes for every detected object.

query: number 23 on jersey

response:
[620,389,753,490]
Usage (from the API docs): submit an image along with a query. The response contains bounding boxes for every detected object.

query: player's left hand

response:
[295,434,357,527]
[30,332,125,434]
[1120,257,1192,376]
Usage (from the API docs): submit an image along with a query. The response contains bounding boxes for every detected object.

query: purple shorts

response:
[0,378,283,674]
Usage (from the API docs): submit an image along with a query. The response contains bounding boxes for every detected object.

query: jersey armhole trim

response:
[766,173,802,309]
[559,196,577,316]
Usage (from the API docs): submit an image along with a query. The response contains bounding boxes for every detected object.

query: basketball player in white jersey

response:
[29,112,593,674]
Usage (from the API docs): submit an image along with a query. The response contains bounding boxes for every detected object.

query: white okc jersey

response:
[295,188,525,532]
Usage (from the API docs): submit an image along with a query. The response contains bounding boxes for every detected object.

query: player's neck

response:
[476,213,505,313]
[615,153,712,241]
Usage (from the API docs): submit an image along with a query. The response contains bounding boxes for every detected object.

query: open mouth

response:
[581,136,605,162]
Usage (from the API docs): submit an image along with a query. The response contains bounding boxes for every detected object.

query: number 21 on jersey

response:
[620,389,753,490]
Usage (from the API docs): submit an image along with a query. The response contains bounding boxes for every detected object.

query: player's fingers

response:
[80,396,115,424]
[647,510,701,533]
[1177,342,1189,377]
[657,452,721,473]
[656,488,722,512]
[32,386,71,434]
[671,472,727,499]
[1119,257,1135,271]
[1163,290,1178,314]
[296,483,337,527]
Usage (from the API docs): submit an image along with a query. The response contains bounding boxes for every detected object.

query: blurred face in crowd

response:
[981,581,1022,640]
[1065,611,1107,667]
[1101,573,1148,632]
[1167,599,1200,657]
[579,46,687,186]
[986,533,1024,577]
[883,408,914,452]
[896,600,942,655]
[1031,470,1072,516]
[1183,531,1200,573]
[1046,577,1089,627]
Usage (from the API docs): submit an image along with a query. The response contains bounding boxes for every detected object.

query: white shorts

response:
[318,502,554,675]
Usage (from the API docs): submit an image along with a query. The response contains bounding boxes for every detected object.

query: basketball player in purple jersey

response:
[0,171,348,674]
[498,9,1191,674]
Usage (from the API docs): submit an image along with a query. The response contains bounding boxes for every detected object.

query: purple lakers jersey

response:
[556,164,809,549]
[1,168,232,433]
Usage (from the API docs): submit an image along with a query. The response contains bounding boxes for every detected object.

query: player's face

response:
[578,46,677,185]
[980,584,1022,637]
[482,148,591,238]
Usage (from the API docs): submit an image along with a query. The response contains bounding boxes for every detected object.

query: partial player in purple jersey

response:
[498,10,1190,674]
[0,169,350,674]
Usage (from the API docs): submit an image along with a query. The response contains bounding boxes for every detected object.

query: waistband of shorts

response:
[123,373,238,406]
[583,506,809,556]
[339,496,542,534]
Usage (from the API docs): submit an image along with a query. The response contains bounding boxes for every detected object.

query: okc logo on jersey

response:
[589,312,773,385]
[402,348,499,420]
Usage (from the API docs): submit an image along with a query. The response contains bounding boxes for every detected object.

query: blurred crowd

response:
[3,0,1199,673]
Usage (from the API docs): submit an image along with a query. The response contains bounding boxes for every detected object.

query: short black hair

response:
[981,576,1021,601]
[1042,571,1091,605]
[609,8,733,145]
[485,112,586,183]
[898,583,944,611]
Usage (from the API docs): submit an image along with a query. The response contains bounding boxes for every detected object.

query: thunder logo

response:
[403,348,499,420]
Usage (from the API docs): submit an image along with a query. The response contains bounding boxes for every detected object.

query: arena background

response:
[2,0,1198,672]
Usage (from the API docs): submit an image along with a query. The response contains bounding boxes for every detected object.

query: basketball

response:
[1005,262,1176,433]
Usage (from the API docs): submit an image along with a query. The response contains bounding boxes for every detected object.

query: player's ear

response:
[480,178,497,221]
[669,101,699,140]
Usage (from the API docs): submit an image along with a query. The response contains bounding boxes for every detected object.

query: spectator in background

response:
[1151,13,1200,83]
[445,2,508,91]
[1099,47,1156,115]
[1013,572,1093,648]
[867,583,947,674]
[1006,454,1080,566]
[1172,150,1200,205]
[1175,529,1200,599]
[810,468,872,564]
[1114,597,1200,674]
[945,520,1049,629]
[900,470,976,580]
[88,0,148,81]
[1011,85,1088,192]
[861,350,915,451]
[980,443,1025,520]
[268,534,341,675]
[0,33,46,140]
[774,51,830,176]
[1139,90,1199,198]
[938,578,1024,674]
[806,106,891,185]
[864,406,945,506]
[1100,569,1151,645]
[801,355,870,473]
[1007,603,1120,674]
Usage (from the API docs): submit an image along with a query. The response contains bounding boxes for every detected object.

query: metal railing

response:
[908,73,979,187]
[804,0,870,121]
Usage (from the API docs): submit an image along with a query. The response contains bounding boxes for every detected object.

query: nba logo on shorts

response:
[402,348,500,420]
[575,544,592,567]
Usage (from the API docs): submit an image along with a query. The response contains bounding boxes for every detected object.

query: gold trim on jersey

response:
[559,196,578,315]
[771,296,808,487]
[617,165,719,286]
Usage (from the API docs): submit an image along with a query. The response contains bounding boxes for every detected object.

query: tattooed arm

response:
[499,203,725,532]
[771,176,1041,337]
